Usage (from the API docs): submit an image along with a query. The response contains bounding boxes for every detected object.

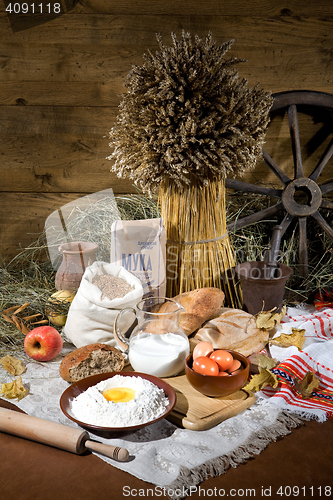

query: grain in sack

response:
[63,261,143,349]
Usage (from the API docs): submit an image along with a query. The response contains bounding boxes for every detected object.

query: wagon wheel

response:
[226,90,333,278]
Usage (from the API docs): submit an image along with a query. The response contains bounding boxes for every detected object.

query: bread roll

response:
[193,308,268,357]
[158,287,225,336]
[59,343,125,383]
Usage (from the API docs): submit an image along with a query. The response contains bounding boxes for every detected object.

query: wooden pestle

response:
[0,407,129,462]
[264,224,283,279]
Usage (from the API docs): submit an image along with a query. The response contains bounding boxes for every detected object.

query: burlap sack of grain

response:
[110,218,166,299]
[63,261,143,348]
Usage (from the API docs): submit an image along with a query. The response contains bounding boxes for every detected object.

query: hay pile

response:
[0,193,158,357]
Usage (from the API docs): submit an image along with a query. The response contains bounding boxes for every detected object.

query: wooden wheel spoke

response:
[320,181,333,195]
[321,199,333,210]
[310,137,333,182]
[225,178,282,198]
[311,210,333,241]
[298,217,308,278]
[262,149,291,185]
[227,202,284,232]
[288,104,304,178]
[226,92,333,282]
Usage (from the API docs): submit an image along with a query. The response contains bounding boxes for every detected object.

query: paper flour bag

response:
[63,261,143,348]
[110,218,166,299]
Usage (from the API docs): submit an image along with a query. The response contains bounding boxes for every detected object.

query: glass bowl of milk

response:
[114,297,190,377]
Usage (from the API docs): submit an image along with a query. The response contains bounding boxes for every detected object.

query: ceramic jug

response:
[114,297,190,377]
[55,241,99,291]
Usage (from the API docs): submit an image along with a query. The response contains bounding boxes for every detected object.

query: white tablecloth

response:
[2,304,332,499]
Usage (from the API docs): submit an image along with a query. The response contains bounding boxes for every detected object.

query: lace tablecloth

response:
[3,304,333,499]
[0,343,304,500]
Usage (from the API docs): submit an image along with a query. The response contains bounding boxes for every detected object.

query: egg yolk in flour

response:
[102,387,136,403]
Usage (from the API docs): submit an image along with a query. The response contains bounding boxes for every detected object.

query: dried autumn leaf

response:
[0,355,26,376]
[270,328,306,350]
[243,367,279,393]
[0,376,28,400]
[248,352,278,370]
[294,371,320,399]
[256,305,287,330]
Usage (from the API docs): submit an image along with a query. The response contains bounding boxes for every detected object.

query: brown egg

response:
[228,358,241,373]
[209,349,234,371]
[193,341,214,360]
[229,367,243,376]
[193,356,219,376]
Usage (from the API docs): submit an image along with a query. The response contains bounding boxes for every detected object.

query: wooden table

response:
[1,399,332,499]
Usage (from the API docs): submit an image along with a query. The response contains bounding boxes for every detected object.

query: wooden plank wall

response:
[0,0,332,259]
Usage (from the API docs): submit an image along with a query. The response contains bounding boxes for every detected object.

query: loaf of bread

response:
[193,308,269,357]
[158,287,225,336]
[59,343,125,383]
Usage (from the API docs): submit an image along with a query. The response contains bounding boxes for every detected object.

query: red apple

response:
[24,326,63,361]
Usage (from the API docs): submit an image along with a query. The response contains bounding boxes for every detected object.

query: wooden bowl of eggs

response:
[185,342,250,398]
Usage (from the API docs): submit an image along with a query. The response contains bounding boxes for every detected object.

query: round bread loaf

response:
[59,343,125,383]
[193,307,269,357]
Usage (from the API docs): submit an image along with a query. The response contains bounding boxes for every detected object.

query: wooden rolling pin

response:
[0,407,129,462]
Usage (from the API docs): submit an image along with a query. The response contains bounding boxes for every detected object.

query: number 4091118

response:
[6,3,62,14]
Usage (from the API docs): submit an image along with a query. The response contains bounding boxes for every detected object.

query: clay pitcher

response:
[55,241,99,291]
